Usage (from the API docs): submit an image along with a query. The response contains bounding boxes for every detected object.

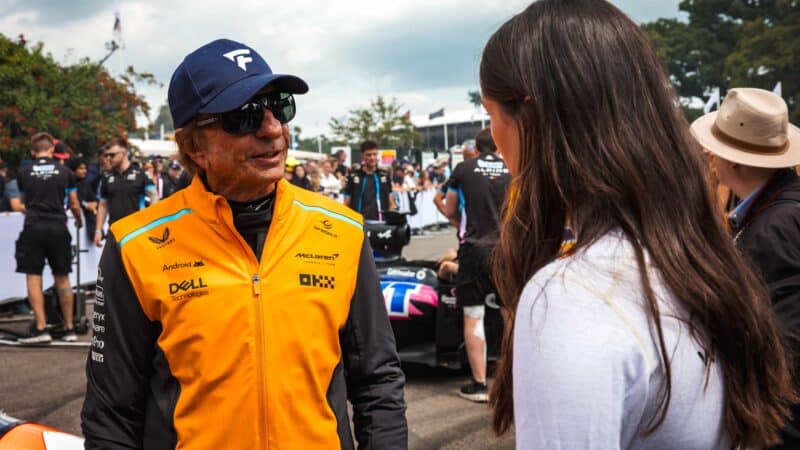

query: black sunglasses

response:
[102,151,123,159]
[196,92,296,134]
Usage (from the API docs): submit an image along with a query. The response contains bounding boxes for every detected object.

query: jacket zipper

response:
[252,273,268,449]
[215,200,269,449]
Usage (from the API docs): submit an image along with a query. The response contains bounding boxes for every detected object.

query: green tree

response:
[643,18,734,99]
[296,134,347,155]
[152,103,174,134]
[467,90,481,107]
[643,0,800,122]
[328,96,419,150]
[0,34,155,166]
[292,125,302,148]
[724,2,800,122]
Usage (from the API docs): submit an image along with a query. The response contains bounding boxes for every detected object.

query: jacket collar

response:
[183,175,294,228]
[736,169,800,230]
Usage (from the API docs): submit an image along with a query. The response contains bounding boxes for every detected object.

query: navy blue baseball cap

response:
[168,38,309,128]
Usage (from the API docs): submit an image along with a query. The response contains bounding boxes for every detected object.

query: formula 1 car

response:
[366,212,502,369]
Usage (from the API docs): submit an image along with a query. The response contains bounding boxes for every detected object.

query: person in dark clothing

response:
[93,137,158,247]
[692,87,800,449]
[67,158,99,242]
[334,149,349,180]
[444,127,511,402]
[15,132,83,343]
[0,162,8,212]
[2,165,25,213]
[290,164,312,190]
[161,159,191,198]
[343,140,396,220]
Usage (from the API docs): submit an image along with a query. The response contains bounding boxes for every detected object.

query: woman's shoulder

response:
[519,232,662,367]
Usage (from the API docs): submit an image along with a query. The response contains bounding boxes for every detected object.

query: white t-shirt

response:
[514,232,730,449]
[320,172,341,197]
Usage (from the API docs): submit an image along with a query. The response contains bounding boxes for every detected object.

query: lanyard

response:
[357,172,383,221]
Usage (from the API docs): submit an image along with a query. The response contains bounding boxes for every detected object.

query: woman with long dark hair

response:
[480,0,796,448]
[290,163,312,191]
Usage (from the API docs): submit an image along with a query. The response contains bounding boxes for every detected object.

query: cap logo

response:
[223,48,253,71]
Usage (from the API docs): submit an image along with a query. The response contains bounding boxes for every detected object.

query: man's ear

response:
[182,131,208,172]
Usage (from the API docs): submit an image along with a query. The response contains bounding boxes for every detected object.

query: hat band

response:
[711,124,789,156]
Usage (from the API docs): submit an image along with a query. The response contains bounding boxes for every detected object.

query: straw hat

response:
[690,88,800,168]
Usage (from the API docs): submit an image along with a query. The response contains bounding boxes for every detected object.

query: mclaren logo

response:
[223,48,253,71]
[299,273,335,290]
[149,228,175,249]
[169,277,209,301]
[295,252,339,261]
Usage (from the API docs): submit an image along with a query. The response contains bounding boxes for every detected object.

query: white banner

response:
[401,189,449,229]
[703,87,720,114]
[0,212,101,302]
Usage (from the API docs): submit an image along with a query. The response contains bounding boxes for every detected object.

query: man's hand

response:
[94,231,104,247]
[74,215,84,229]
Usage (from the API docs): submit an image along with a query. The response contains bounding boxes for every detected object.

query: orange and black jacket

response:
[81,177,407,449]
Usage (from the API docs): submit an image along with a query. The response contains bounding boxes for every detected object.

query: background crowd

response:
[283,148,455,201]
[0,140,192,237]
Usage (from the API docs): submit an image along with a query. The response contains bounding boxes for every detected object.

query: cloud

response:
[0,0,108,26]
[0,0,681,137]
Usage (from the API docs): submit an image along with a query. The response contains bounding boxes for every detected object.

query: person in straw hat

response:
[692,87,800,449]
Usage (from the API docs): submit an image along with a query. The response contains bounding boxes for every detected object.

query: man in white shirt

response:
[319,159,341,200]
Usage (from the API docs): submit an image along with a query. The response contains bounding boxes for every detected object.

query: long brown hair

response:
[481,0,797,447]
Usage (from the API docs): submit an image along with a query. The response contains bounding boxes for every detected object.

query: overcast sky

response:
[0,0,681,137]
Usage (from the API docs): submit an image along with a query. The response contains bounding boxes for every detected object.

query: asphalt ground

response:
[0,225,514,449]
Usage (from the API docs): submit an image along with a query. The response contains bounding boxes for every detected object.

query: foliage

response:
[0,33,156,166]
[296,134,348,155]
[152,103,174,133]
[643,0,800,122]
[467,90,481,107]
[328,96,420,150]
[724,3,800,121]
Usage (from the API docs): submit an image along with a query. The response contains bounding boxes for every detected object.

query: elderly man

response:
[692,87,800,449]
[81,39,407,449]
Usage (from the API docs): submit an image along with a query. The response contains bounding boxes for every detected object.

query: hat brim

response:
[53,152,70,160]
[690,112,800,168]
[199,73,309,115]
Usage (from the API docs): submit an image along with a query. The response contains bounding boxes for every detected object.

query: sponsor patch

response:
[149,227,175,249]
[313,220,338,238]
[162,260,203,272]
[168,277,209,301]
[299,273,335,289]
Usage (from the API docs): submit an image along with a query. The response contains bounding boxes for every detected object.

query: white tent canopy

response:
[129,138,178,158]
[130,138,328,162]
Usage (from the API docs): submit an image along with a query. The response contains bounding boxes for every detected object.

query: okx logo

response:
[299,273,335,290]
[148,227,175,249]
[169,277,209,301]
